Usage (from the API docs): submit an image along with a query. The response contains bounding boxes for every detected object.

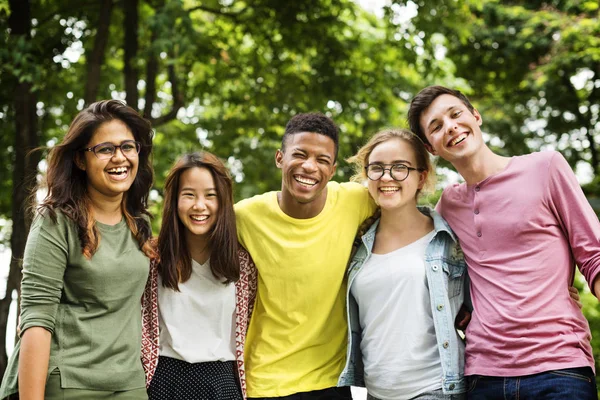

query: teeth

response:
[107,167,128,174]
[380,187,399,193]
[295,176,317,185]
[190,215,208,221]
[450,134,467,147]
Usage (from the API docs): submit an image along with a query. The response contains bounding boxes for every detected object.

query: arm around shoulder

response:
[547,152,600,288]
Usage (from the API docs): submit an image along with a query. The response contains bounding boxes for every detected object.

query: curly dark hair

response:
[408,86,475,146]
[37,100,154,258]
[282,112,339,159]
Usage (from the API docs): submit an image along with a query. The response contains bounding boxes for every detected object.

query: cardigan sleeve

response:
[19,213,69,335]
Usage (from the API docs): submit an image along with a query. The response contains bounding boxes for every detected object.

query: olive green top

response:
[0,211,150,398]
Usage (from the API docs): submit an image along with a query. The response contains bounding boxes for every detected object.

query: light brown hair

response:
[347,128,435,197]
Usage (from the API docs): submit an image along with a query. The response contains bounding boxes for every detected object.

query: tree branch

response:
[149,63,185,127]
[185,4,245,19]
[36,0,120,27]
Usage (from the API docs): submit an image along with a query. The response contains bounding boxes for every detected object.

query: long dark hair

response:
[158,152,240,290]
[37,100,154,258]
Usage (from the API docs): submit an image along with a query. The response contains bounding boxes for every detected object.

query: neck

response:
[277,188,328,219]
[186,232,210,265]
[372,204,433,254]
[378,204,431,234]
[451,146,511,185]
[87,187,124,225]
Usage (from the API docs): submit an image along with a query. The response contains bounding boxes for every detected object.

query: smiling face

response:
[367,138,426,212]
[78,119,139,202]
[177,167,219,240]
[275,131,337,211]
[419,94,484,163]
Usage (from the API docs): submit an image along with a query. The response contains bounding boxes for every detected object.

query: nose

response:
[302,158,318,172]
[111,147,127,161]
[445,117,458,135]
[192,198,208,211]
[380,168,394,182]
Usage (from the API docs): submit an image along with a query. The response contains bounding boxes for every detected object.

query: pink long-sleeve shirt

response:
[437,151,600,376]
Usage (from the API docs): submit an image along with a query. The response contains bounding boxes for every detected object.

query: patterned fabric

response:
[141,248,258,399]
[148,356,243,399]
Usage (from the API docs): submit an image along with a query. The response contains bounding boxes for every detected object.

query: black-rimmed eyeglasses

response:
[365,163,423,182]
[82,140,141,160]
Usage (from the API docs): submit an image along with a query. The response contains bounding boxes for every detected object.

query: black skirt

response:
[148,356,243,400]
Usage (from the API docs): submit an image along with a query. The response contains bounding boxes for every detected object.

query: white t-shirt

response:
[158,258,236,363]
[350,230,442,400]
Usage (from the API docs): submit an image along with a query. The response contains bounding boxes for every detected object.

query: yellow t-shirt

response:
[235,181,376,397]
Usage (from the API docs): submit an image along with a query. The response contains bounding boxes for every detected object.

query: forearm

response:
[18,327,51,400]
[593,276,600,300]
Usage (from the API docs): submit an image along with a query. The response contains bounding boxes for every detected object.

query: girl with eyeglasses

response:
[339,128,468,400]
[141,152,256,400]
[0,100,155,400]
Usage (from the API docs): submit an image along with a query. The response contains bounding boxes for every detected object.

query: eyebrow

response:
[292,148,333,160]
[427,106,458,130]
[370,159,413,165]
[180,187,217,192]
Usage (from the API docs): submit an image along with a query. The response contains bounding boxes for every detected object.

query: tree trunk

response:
[143,31,158,119]
[84,0,114,105]
[1,0,40,378]
[124,0,139,109]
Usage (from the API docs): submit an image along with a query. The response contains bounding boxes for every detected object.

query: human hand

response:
[569,286,582,309]
[455,303,471,331]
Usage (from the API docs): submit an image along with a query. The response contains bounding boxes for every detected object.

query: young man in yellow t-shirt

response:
[236,113,375,399]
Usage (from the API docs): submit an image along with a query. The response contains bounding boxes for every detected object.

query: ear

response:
[328,162,337,181]
[275,149,284,169]
[417,170,428,190]
[424,142,437,156]
[473,108,483,126]
[74,152,87,171]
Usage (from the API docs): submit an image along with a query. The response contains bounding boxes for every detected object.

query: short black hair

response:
[408,85,475,145]
[282,112,339,159]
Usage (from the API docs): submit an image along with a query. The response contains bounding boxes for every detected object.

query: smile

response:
[107,166,129,175]
[448,133,467,147]
[294,175,317,187]
[379,187,400,193]
[190,215,209,222]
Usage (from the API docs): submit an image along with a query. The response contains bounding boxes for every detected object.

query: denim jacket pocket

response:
[442,260,466,298]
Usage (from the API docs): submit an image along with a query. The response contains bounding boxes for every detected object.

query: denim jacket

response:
[338,207,468,394]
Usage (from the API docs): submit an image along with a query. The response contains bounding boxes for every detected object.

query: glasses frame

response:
[365,163,423,182]
[82,140,141,160]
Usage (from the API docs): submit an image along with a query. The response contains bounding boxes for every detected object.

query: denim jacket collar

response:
[360,206,456,254]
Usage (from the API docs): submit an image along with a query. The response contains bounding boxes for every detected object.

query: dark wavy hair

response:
[283,112,339,159]
[158,152,240,290]
[37,100,154,258]
[408,85,475,146]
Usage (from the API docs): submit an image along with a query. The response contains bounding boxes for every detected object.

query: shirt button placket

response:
[474,185,482,240]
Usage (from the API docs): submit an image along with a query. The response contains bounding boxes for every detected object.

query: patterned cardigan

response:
[140,248,258,398]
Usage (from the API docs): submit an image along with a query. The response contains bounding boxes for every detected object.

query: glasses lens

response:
[391,164,409,181]
[94,143,115,159]
[367,165,384,180]
[120,141,139,154]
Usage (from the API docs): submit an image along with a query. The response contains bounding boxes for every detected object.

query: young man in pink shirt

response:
[408,85,600,400]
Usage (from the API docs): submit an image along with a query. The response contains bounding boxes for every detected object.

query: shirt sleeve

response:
[546,152,600,290]
[19,213,69,335]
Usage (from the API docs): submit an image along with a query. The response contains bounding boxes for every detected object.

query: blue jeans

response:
[467,367,598,400]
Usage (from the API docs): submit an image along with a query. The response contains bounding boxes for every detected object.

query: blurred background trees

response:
[1,0,599,385]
